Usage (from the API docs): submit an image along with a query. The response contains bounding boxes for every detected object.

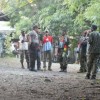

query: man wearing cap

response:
[85,25,100,79]
[28,25,41,71]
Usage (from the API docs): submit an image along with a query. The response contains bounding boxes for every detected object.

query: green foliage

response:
[4,35,12,54]
[1,0,100,37]
[84,0,100,31]
[15,17,32,36]
[1,0,100,55]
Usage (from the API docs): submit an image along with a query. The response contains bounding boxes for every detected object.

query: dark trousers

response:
[58,48,68,71]
[29,43,41,70]
[86,53,99,77]
[79,52,87,72]
[37,51,41,70]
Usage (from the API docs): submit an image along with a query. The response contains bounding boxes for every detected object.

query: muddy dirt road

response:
[0,58,100,100]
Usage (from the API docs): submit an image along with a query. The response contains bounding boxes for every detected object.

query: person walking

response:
[42,31,53,71]
[85,25,100,79]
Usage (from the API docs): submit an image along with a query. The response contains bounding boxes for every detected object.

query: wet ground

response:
[0,57,100,100]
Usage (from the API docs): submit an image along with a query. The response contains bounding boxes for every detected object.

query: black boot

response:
[85,74,90,79]
[48,66,52,71]
[59,64,63,72]
[63,65,67,72]
[27,62,30,69]
[91,75,96,79]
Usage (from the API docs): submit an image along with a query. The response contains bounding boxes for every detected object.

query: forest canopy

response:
[0,0,100,35]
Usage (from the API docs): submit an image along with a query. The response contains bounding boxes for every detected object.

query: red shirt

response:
[43,35,53,44]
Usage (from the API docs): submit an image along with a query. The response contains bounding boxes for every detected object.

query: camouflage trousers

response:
[79,52,87,72]
[86,53,100,77]
[28,43,41,70]
[20,50,29,63]
[58,48,68,71]
[20,50,29,68]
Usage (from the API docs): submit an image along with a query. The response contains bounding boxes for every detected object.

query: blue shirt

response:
[43,41,52,51]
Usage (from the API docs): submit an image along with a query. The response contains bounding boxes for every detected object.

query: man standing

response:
[85,25,100,79]
[78,32,88,73]
[28,25,41,71]
[19,30,29,69]
[78,29,91,73]
[43,31,53,71]
[58,30,70,72]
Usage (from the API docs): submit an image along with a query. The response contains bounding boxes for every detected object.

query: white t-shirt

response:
[19,34,28,50]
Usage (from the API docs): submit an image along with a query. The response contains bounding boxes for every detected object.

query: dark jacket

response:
[88,31,100,53]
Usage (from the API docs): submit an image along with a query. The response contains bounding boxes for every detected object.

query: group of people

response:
[14,24,100,79]
[18,25,70,72]
[78,25,100,79]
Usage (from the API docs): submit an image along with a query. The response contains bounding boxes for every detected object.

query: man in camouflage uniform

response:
[58,31,69,72]
[85,25,100,79]
[78,30,91,73]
